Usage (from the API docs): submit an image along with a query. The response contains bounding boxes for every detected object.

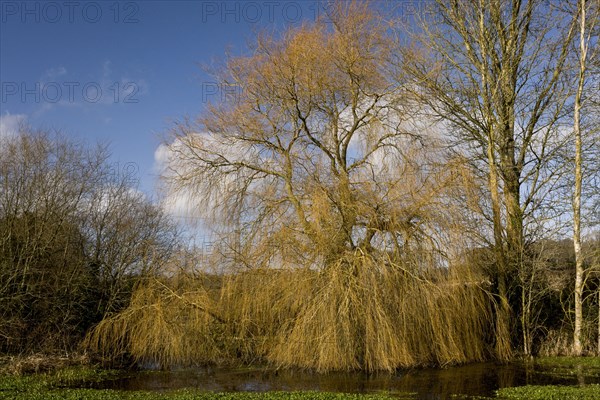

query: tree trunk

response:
[573,0,587,357]
[487,136,512,360]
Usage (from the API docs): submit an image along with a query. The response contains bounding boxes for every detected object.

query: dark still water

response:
[90,361,600,399]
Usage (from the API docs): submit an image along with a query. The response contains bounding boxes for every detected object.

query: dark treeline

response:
[0,129,179,354]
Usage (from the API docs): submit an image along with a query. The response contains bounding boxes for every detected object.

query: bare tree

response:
[402,0,579,357]
[0,129,106,351]
[81,172,179,317]
[0,128,179,353]
[572,0,600,356]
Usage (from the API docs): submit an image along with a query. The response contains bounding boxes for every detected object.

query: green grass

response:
[531,356,600,380]
[534,356,600,368]
[494,357,600,400]
[0,390,415,400]
[0,387,414,400]
[496,384,600,399]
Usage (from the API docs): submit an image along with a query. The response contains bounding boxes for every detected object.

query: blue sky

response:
[0,0,334,196]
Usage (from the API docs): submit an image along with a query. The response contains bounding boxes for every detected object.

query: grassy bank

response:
[494,357,600,399]
[496,385,600,399]
[534,356,600,369]
[532,356,600,379]
[1,387,412,400]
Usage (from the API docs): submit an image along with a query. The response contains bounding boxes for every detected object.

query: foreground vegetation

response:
[496,385,600,400]
[1,386,410,400]
[536,356,600,368]
[532,356,600,379]
[494,357,600,399]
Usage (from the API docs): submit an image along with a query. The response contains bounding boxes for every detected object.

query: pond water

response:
[90,361,600,399]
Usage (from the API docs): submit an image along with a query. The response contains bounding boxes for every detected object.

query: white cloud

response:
[0,112,26,142]
[154,142,200,220]
[153,142,171,171]
[31,61,148,116]
[153,135,250,224]
[102,60,112,78]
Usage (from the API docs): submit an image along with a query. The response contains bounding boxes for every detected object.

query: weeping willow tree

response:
[87,1,497,371]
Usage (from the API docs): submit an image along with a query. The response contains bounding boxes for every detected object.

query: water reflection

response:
[93,362,597,399]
